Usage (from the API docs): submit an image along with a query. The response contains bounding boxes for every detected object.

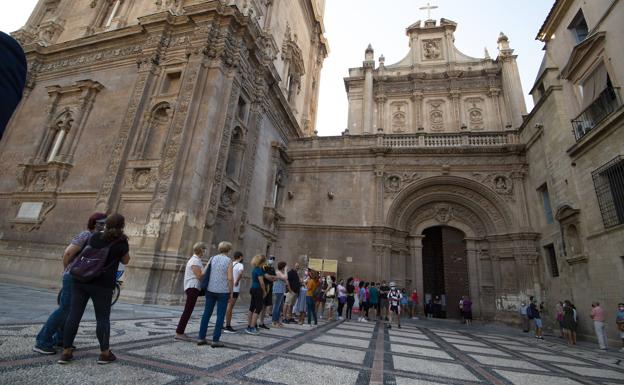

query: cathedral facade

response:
[0,0,327,303]
[1,0,623,342]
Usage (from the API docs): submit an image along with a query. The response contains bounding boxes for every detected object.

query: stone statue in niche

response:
[422,39,441,60]
[385,175,401,192]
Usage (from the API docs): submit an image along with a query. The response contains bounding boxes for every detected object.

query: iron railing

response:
[592,155,624,228]
[571,86,620,141]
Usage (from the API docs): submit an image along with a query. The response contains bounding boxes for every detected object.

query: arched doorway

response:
[422,226,468,319]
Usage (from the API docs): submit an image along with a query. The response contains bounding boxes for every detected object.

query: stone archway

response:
[384,176,517,320]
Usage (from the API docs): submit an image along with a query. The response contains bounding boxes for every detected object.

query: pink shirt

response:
[591,306,605,322]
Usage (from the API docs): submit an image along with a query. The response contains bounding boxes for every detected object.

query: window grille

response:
[592,155,624,228]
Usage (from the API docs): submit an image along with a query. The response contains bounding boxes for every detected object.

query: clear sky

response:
[1,1,554,137]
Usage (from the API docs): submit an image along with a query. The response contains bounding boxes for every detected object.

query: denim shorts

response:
[534,318,542,328]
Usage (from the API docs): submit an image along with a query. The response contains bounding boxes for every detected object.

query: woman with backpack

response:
[59,213,130,365]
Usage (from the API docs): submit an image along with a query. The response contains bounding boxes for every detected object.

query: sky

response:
[0,1,554,137]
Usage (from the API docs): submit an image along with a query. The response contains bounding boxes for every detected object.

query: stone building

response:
[279,18,538,322]
[1,0,622,340]
[520,0,624,342]
[0,0,327,303]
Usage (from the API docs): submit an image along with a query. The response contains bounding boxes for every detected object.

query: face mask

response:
[268,259,274,265]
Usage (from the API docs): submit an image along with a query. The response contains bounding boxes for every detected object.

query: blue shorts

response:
[534,318,542,328]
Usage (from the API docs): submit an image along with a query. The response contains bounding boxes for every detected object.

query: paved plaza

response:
[1,284,623,384]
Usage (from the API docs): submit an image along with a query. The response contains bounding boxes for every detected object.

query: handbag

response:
[198,257,213,295]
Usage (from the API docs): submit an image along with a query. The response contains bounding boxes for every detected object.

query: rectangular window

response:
[538,184,554,224]
[568,9,589,43]
[592,155,624,228]
[544,244,559,277]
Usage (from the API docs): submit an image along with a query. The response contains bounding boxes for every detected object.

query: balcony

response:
[571,86,621,141]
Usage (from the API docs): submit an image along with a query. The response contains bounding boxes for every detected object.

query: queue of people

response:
[31,213,624,365]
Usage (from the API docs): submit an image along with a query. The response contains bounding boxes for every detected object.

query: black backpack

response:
[70,238,121,283]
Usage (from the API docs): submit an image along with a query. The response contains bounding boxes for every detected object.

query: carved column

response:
[465,238,482,318]
[362,46,375,134]
[373,244,391,282]
[409,235,424,313]
[373,163,384,225]
[511,170,530,231]
[450,89,461,131]
[411,91,423,131]
[375,94,386,131]
[488,88,504,130]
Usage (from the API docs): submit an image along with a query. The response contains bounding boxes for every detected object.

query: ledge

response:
[565,254,588,265]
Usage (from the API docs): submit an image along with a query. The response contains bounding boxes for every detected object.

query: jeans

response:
[198,291,229,342]
[176,288,200,334]
[306,296,317,325]
[63,282,113,351]
[272,292,284,322]
[36,273,73,348]
[337,298,345,317]
[594,321,607,349]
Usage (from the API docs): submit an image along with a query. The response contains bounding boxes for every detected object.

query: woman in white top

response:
[175,242,206,341]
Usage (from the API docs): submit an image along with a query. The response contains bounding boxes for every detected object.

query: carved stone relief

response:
[465,97,485,130]
[390,102,407,133]
[422,39,442,60]
[472,173,514,198]
[383,172,421,197]
[428,100,445,131]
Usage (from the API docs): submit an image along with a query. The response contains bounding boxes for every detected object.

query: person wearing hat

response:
[33,212,107,355]
[387,282,402,329]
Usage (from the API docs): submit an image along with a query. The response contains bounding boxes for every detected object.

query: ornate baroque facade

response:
[1,1,622,344]
[0,0,327,303]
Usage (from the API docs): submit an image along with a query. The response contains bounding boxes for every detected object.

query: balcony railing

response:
[382,132,517,148]
[571,86,621,141]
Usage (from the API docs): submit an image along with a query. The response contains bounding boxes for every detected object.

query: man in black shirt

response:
[285,262,301,323]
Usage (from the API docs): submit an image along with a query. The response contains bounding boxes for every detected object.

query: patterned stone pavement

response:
[1,285,623,385]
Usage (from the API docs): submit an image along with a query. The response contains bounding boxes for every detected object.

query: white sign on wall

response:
[16,202,43,220]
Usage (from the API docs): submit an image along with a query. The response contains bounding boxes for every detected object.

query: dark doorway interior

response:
[422,226,469,319]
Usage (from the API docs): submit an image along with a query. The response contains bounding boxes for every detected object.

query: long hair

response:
[102,213,126,241]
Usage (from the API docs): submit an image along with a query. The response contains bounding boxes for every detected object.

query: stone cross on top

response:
[419,2,438,20]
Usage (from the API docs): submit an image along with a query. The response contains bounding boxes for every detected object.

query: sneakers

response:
[57,352,73,364]
[97,351,117,365]
[33,345,56,355]
[174,334,194,342]
[386,324,392,329]
[197,339,208,345]
[245,327,259,335]
[211,341,225,348]
[223,326,237,334]
[258,324,270,330]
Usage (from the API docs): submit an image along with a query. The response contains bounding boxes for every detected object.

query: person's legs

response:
[272,293,284,324]
[60,283,91,359]
[176,288,199,336]
[90,285,113,354]
[198,292,217,341]
[594,321,607,349]
[225,292,238,328]
[36,274,73,350]
[211,293,229,343]
[306,297,313,324]
[346,297,354,320]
